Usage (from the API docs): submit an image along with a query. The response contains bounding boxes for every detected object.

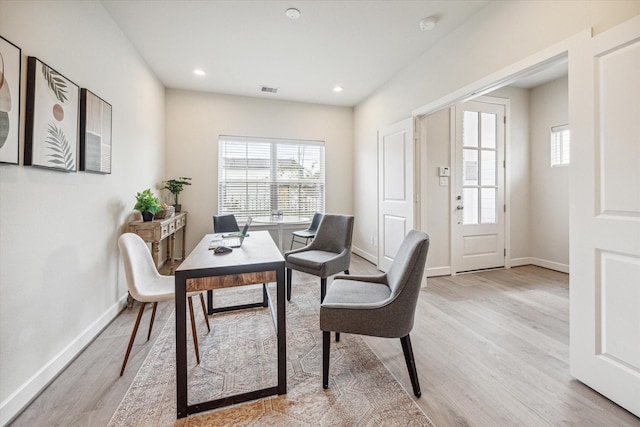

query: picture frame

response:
[80,89,112,174]
[0,36,21,165]
[24,56,79,172]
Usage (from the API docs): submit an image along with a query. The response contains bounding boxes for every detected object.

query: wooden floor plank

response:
[9,260,640,427]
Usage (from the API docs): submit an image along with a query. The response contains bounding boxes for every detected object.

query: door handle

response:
[456,205,464,210]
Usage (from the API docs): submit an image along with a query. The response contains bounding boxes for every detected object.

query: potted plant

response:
[162,177,192,212]
[134,188,163,221]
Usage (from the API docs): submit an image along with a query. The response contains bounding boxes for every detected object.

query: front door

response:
[453,99,505,273]
[378,118,415,272]
[569,15,640,417]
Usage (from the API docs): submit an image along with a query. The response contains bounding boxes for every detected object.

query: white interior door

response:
[453,100,505,273]
[569,15,640,417]
[378,118,414,272]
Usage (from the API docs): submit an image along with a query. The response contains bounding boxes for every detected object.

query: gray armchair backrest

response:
[307,214,354,254]
[383,230,430,334]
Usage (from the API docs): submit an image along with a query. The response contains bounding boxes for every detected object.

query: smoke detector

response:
[419,16,438,31]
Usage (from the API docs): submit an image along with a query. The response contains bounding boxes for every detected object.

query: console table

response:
[128,211,187,272]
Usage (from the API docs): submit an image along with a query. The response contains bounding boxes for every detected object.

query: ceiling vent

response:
[260,86,278,94]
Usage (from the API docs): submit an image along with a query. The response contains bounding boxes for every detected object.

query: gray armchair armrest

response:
[333,273,388,284]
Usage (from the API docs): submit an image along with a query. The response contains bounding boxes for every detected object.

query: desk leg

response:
[277,266,287,394]
[278,224,284,253]
[175,273,188,418]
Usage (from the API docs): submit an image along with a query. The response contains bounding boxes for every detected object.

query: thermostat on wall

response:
[439,166,450,177]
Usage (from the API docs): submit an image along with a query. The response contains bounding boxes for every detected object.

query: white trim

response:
[352,245,377,265]
[0,295,128,426]
[529,257,570,274]
[412,29,590,118]
[426,266,451,277]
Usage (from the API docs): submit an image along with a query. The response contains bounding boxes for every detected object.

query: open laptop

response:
[209,216,252,249]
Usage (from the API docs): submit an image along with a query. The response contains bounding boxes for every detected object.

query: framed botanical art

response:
[80,89,112,173]
[0,36,21,165]
[25,56,79,172]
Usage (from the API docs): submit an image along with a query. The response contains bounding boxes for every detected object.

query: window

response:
[218,135,325,219]
[550,125,570,166]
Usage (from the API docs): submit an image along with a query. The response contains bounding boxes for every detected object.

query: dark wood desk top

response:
[176,230,284,274]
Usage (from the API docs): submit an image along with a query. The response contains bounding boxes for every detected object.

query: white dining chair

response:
[118,233,210,376]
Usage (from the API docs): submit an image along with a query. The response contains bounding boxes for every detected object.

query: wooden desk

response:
[174,230,286,418]
[128,212,187,271]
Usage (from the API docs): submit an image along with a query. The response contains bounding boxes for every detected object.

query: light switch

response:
[439,177,449,186]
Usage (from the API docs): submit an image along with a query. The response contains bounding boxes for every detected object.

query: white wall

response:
[0,1,165,423]
[164,89,353,253]
[353,1,640,264]
[529,77,569,271]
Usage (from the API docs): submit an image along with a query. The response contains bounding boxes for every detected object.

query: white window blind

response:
[218,135,325,219]
[550,125,570,166]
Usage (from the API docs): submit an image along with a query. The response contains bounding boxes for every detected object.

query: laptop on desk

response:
[209,217,252,249]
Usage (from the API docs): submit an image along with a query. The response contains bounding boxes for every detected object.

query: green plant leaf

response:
[41,63,68,103]
[45,123,75,170]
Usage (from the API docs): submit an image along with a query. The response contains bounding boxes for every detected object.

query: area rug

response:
[108,283,434,426]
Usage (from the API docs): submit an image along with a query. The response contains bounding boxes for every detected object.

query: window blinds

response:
[550,125,570,166]
[218,135,325,219]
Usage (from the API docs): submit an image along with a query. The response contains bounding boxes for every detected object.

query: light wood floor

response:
[9,258,640,426]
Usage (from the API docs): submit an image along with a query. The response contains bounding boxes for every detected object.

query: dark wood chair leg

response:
[262,283,269,307]
[198,293,211,332]
[344,269,350,275]
[188,296,200,365]
[400,335,421,397]
[121,302,146,376]
[321,277,327,302]
[335,332,340,342]
[146,302,158,340]
[323,331,330,389]
[286,268,292,301]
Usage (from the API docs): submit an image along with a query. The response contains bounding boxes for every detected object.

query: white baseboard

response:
[426,266,451,277]
[511,257,569,273]
[352,245,377,265]
[529,257,569,273]
[0,295,128,426]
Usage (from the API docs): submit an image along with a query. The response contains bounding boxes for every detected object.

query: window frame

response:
[550,124,570,167]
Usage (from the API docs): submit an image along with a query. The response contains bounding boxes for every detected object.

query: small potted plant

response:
[162,177,192,212]
[134,188,163,221]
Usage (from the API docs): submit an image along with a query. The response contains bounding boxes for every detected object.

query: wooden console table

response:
[128,211,188,272]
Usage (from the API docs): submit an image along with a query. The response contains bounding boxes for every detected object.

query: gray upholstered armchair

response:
[319,229,430,397]
[285,214,354,302]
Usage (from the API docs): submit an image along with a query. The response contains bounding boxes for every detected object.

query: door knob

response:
[456,205,464,210]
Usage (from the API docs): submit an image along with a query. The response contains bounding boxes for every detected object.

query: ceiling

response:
[100,0,492,107]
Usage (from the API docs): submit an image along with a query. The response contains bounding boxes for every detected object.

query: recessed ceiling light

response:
[419,16,438,31]
[285,8,301,20]
[193,69,206,76]
[333,86,343,93]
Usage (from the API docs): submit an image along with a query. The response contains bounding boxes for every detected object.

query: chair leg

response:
[121,302,147,376]
[188,296,200,365]
[198,293,210,332]
[344,269,350,275]
[335,332,340,342]
[400,335,421,397]
[262,283,269,307]
[323,331,330,389]
[207,290,213,315]
[147,302,158,341]
[286,268,292,301]
[321,277,327,302]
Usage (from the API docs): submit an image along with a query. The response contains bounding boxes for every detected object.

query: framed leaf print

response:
[80,89,112,174]
[25,56,79,172]
[0,36,21,165]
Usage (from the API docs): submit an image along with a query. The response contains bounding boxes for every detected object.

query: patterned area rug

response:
[109,283,434,426]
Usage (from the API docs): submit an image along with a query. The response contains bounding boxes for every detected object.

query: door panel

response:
[378,118,414,272]
[569,15,640,417]
[453,100,505,273]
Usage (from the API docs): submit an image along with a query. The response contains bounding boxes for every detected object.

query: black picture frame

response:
[0,36,21,165]
[24,56,79,172]
[80,88,112,174]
